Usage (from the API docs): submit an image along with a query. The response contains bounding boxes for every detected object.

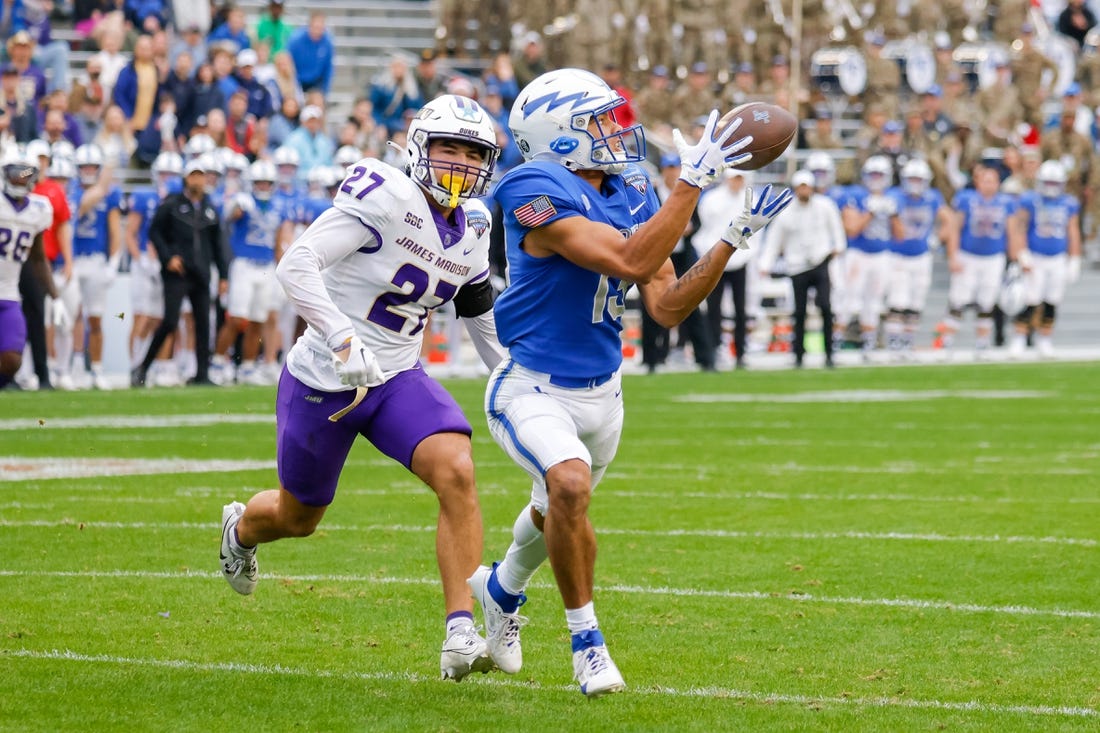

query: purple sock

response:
[446,610,474,635]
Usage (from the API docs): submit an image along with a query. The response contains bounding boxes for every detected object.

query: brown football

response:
[717,102,798,170]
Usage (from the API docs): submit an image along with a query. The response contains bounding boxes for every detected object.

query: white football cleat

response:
[220,501,258,595]
[1037,337,1055,359]
[468,564,527,674]
[440,624,494,681]
[572,630,625,697]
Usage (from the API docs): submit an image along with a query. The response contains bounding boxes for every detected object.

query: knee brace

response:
[977,310,994,320]
[1042,302,1056,326]
[1014,305,1034,325]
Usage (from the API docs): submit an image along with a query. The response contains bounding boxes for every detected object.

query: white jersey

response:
[279,157,493,392]
[0,192,53,301]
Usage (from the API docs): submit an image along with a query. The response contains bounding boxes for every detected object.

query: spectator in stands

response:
[512,31,546,90]
[224,88,254,154]
[483,51,519,109]
[634,65,674,129]
[284,104,333,180]
[205,107,228,148]
[369,54,422,137]
[1047,83,1093,136]
[38,89,83,146]
[1,63,37,142]
[91,26,128,101]
[208,5,250,53]
[181,62,224,141]
[266,94,298,149]
[227,49,273,121]
[261,51,302,112]
[919,85,954,144]
[68,57,106,120]
[977,59,1021,148]
[6,31,48,107]
[413,48,447,102]
[132,91,178,166]
[1057,0,1097,47]
[170,25,207,72]
[112,34,160,135]
[597,63,636,129]
[124,0,167,30]
[10,0,71,94]
[287,10,334,95]
[40,107,77,146]
[670,63,718,133]
[726,62,758,107]
[93,103,136,166]
[161,50,193,116]
[255,0,292,56]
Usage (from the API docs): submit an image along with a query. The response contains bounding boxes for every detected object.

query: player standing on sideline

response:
[943,165,1019,357]
[1009,160,1082,358]
[218,95,509,682]
[126,151,183,386]
[70,144,124,389]
[469,68,791,696]
[131,157,228,387]
[885,159,951,359]
[0,149,57,389]
[841,155,897,361]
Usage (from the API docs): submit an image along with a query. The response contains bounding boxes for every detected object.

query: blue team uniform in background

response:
[128,179,182,254]
[1018,192,1078,256]
[492,161,660,379]
[72,185,124,257]
[228,197,291,263]
[845,187,895,254]
[951,189,1018,255]
[890,187,944,257]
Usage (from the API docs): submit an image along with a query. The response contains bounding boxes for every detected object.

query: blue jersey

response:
[890,187,944,257]
[492,161,660,378]
[845,186,895,254]
[72,185,124,257]
[302,195,332,226]
[229,197,292,263]
[127,180,180,252]
[951,189,1017,256]
[1018,191,1078,257]
[824,184,849,210]
[273,186,305,225]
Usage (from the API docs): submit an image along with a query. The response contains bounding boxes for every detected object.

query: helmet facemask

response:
[3,160,37,199]
[409,134,497,208]
[568,103,645,174]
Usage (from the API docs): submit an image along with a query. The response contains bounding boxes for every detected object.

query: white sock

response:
[496,503,548,596]
[565,602,599,635]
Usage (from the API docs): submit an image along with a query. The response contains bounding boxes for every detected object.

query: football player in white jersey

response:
[0,148,57,389]
[218,95,507,682]
[471,68,791,697]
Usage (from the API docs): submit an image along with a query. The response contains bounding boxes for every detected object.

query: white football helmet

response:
[403,94,500,207]
[50,139,75,163]
[73,143,105,187]
[900,158,932,197]
[805,151,835,189]
[307,164,339,196]
[47,156,75,182]
[273,145,300,186]
[2,147,39,198]
[183,133,217,160]
[25,139,52,164]
[246,159,277,200]
[334,144,362,169]
[151,151,183,177]
[222,149,249,176]
[999,262,1027,316]
[861,155,893,193]
[1036,159,1067,198]
[509,68,645,174]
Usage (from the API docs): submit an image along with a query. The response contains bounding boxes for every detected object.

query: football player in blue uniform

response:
[944,164,1020,356]
[469,68,791,696]
[885,159,951,357]
[1010,160,1082,357]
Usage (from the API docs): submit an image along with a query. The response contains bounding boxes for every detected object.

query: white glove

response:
[1067,255,1081,284]
[332,335,385,388]
[49,299,71,330]
[721,185,795,249]
[671,109,754,188]
[104,252,122,286]
[232,192,256,216]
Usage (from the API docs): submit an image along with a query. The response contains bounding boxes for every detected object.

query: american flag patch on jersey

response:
[513,195,557,227]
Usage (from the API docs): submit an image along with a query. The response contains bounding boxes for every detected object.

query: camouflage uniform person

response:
[438,0,473,57]
[675,0,719,71]
[853,104,890,165]
[977,61,1022,148]
[936,111,984,191]
[991,0,1031,45]
[940,70,978,127]
[746,5,788,80]
[642,0,674,72]
[805,107,855,182]
[634,65,677,129]
[725,61,761,107]
[1074,35,1100,109]
[1040,107,1095,203]
[512,32,549,91]
[1010,23,1059,127]
[862,33,901,120]
[568,0,615,71]
[720,0,753,67]
[670,61,719,132]
[933,36,958,87]
[1000,145,1040,195]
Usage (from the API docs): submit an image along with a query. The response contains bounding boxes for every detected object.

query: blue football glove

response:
[672,110,754,188]
[721,184,794,249]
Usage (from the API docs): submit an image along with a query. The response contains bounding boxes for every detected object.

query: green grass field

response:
[1,362,1098,731]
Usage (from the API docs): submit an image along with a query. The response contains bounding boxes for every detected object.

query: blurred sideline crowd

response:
[0,0,1095,390]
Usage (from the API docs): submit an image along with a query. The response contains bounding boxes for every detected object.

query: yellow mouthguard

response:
[439,172,467,208]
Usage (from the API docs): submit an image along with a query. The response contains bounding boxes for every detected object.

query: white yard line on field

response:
[674,389,1053,403]
[2,519,1094,548]
[2,648,1097,719]
[0,457,275,482]
[0,569,1096,620]
[0,414,275,431]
